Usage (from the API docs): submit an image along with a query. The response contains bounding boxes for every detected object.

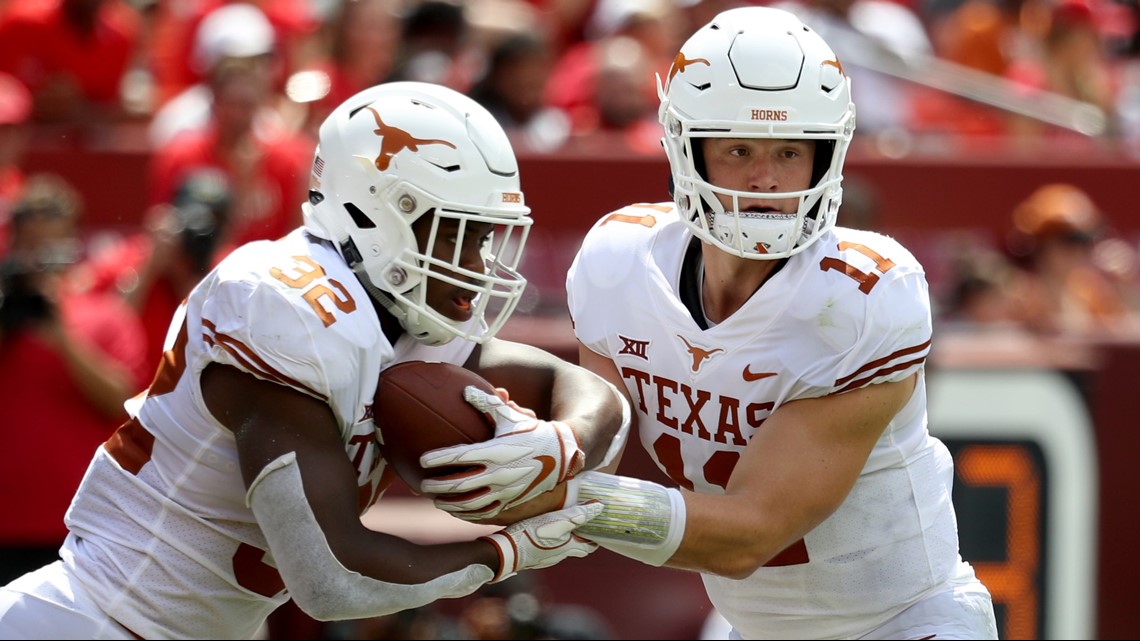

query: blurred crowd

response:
[2,0,1140,638]
[937,182,1140,338]
[4,0,1140,154]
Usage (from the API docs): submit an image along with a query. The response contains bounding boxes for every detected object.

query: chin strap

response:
[352,262,409,322]
[342,239,457,347]
[342,239,408,324]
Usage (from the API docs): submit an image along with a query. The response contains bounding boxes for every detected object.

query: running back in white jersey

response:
[567,203,965,639]
[61,229,477,639]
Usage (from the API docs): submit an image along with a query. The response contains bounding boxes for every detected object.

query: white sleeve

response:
[800,232,933,396]
[566,204,661,354]
[201,277,346,401]
[831,259,932,394]
[247,453,493,621]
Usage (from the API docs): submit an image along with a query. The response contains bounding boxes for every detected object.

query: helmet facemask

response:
[665,126,848,259]
[381,196,531,346]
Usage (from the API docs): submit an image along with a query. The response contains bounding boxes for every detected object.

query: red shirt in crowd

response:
[0,0,138,107]
[148,126,310,252]
[150,0,318,104]
[0,289,149,544]
[74,233,185,365]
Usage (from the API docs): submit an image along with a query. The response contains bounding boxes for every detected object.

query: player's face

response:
[413,214,494,323]
[701,138,816,214]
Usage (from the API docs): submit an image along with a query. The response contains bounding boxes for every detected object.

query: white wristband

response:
[564,471,685,567]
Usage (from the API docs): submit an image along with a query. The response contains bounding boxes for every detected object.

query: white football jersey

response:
[567,203,966,639]
[60,228,477,639]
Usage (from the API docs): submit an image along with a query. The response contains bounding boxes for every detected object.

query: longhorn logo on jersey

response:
[678,335,723,374]
[366,107,456,171]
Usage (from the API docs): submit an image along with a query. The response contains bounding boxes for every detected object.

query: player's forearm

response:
[248,453,495,620]
[470,338,627,469]
[549,367,630,471]
[567,472,796,579]
[665,491,805,579]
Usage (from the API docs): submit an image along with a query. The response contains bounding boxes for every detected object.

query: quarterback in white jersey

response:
[545,7,995,640]
[0,83,627,639]
[567,204,993,638]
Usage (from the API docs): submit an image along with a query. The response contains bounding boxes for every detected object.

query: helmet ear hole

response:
[811,140,834,189]
[344,203,377,229]
[691,138,708,183]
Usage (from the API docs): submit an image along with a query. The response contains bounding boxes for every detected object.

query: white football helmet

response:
[658,6,856,260]
[303,81,532,345]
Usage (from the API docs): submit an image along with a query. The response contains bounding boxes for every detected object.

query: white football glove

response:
[480,501,603,583]
[420,386,586,520]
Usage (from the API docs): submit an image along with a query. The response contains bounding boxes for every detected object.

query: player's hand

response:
[480,501,603,583]
[460,482,570,527]
[420,386,585,520]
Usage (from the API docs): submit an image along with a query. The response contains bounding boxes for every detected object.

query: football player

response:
[421,7,998,639]
[0,82,629,639]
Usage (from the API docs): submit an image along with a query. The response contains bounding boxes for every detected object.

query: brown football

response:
[374,360,497,490]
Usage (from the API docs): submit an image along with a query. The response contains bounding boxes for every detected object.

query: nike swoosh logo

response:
[743,366,777,382]
[519,455,557,497]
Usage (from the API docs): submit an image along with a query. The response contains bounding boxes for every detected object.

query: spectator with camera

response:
[73,169,232,364]
[0,173,149,585]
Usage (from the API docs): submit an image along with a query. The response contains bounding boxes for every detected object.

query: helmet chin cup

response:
[302,81,532,344]
[658,6,856,260]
